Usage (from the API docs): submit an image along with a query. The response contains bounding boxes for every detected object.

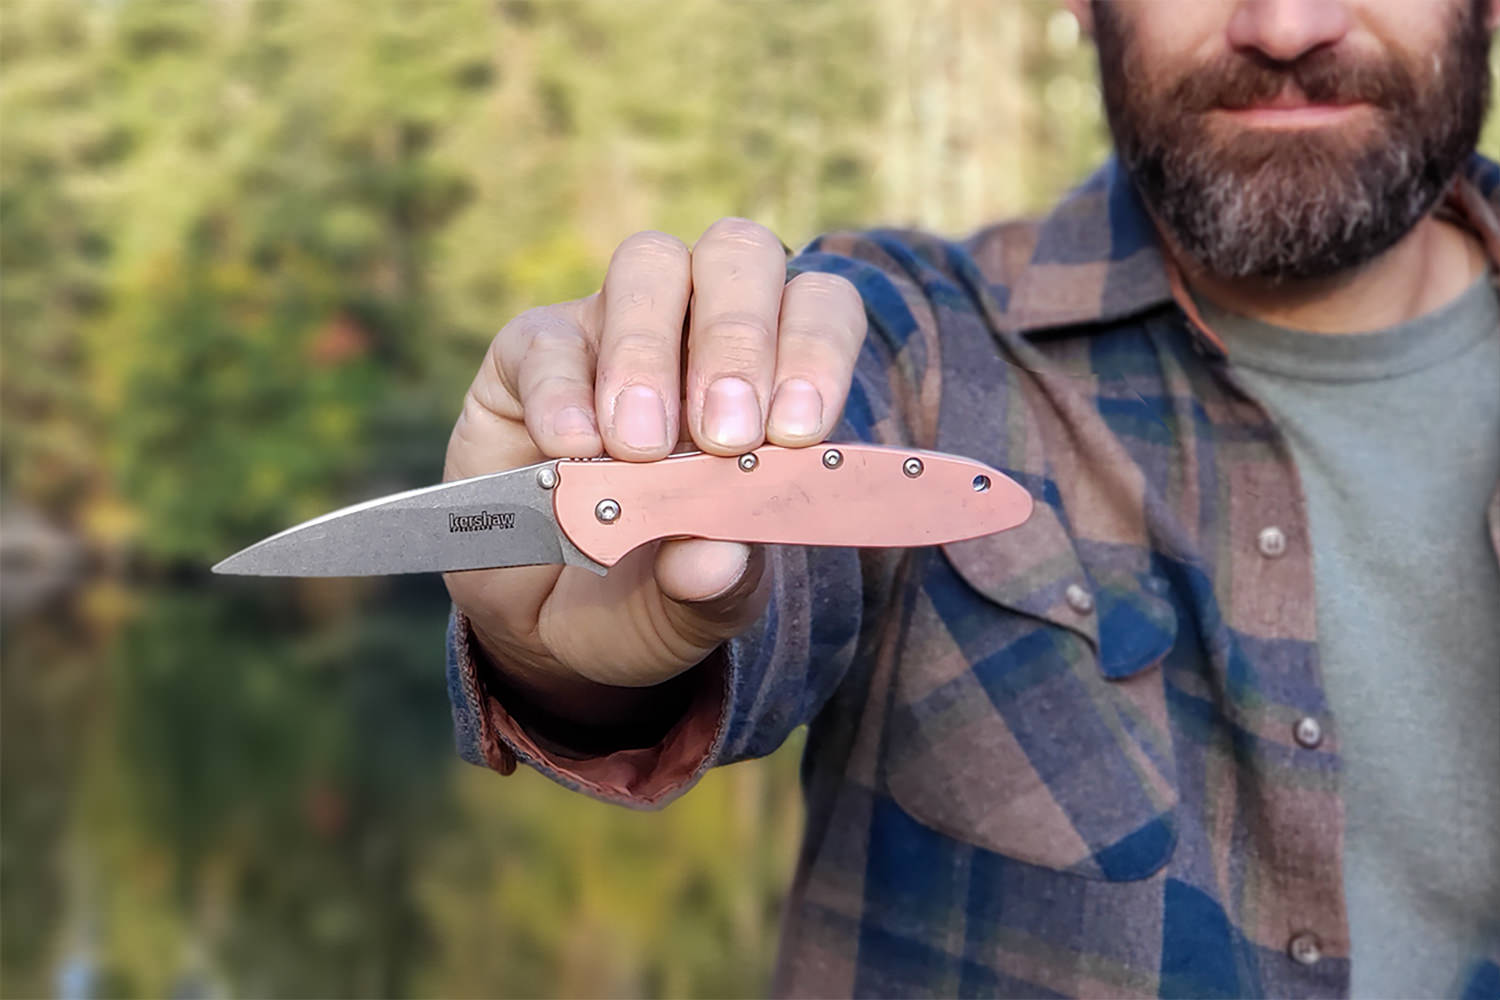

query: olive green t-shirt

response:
[1195,273,1500,999]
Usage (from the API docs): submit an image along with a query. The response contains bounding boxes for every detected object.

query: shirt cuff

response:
[446,607,731,808]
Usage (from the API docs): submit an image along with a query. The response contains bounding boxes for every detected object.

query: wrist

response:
[466,618,709,755]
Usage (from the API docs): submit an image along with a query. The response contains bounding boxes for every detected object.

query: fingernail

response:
[612,385,667,451]
[768,379,823,439]
[553,406,596,438]
[702,377,761,449]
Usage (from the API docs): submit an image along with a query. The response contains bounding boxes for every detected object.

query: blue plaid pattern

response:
[448,155,1500,998]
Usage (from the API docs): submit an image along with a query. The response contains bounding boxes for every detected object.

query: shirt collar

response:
[1002,153,1500,349]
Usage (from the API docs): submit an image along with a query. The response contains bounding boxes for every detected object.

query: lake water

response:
[2,575,801,998]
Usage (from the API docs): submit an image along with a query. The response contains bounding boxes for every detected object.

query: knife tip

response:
[211,552,246,575]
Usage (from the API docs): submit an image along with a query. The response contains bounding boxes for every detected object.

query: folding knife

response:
[212,443,1033,578]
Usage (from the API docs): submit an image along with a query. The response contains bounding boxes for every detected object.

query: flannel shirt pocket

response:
[877,510,1179,882]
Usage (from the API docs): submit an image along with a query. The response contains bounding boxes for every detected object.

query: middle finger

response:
[595,230,694,460]
[685,218,788,455]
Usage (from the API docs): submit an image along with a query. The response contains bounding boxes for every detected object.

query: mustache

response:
[1166,47,1418,113]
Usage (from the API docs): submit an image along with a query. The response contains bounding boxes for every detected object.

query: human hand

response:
[442,219,866,720]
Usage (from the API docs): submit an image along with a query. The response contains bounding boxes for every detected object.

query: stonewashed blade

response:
[212,460,605,577]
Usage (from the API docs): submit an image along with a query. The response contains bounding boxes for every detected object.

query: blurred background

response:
[2,2,1497,997]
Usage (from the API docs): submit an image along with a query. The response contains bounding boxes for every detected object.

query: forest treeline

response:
[2,0,1111,568]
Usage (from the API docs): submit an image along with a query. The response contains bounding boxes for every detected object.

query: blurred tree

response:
[0,3,117,536]
[875,1,1109,231]
[84,0,486,563]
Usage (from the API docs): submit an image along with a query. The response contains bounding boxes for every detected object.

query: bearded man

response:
[440,1,1500,996]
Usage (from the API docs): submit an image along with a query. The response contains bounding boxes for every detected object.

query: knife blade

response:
[211,443,1033,578]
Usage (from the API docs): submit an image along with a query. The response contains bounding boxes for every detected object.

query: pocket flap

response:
[941,491,1099,646]
[1094,568,1178,679]
[882,547,1179,880]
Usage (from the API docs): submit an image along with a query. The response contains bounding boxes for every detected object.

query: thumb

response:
[654,539,770,644]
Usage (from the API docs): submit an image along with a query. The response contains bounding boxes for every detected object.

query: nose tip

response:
[1228,0,1352,63]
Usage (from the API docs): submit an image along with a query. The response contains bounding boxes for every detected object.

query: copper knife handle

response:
[551,443,1032,568]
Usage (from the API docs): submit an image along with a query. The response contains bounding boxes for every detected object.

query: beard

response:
[1093,1,1492,282]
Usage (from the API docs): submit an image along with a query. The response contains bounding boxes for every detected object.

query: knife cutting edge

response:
[211,443,1034,578]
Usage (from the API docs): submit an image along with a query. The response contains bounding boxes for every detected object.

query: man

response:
[442,0,1500,996]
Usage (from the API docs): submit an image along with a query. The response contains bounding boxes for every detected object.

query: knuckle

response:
[497,305,564,356]
[785,272,866,344]
[494,307,533,348]
[607,327,675,358]
[525,371,589,400]
[598,329,675,380]
[699,340,765,376]
[615,229,690,268]
[697,217,782,256]
[526,321,588,357]
[463,375,522,423]
[697,311,776,347]
[776,322,850,356]
[776,345,852,386]
[610,287,663,320]
[788,270,862,308]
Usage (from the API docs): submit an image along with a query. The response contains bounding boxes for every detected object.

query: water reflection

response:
[3,577,801,998]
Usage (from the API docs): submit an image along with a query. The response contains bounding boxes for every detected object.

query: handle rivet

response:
[903,457,924,478]
[536,466,559,490]
[822,448,844,469]
[972,474,991,493]
[738,453,758,472]
[595,498,621,523]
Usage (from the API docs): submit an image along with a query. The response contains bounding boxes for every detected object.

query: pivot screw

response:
[595,498,621,523]
[536,466,559,490]
[822,448,844,469]
[738,453,759,472]
[903,457,924,478]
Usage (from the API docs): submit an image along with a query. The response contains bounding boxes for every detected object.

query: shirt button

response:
[1257,525,1287,558]
[1064,583,1095,614]
[1288,931,1322,966]
[1293,716,1323,749]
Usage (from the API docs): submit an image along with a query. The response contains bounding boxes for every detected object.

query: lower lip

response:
[1218,103,1369,127]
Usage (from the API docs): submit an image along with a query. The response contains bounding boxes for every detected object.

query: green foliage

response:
[0,2,115,520]
[1,0,899,566]
[4,0,488,559]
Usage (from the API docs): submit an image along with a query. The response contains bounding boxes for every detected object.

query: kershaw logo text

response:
[448,510,518,533]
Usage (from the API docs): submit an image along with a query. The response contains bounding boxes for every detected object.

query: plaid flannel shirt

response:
[447,155,1500,999]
